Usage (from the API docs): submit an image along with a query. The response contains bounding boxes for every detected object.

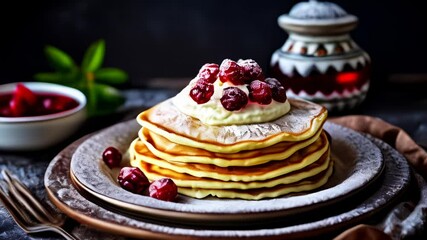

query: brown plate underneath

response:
[44,124,411,239]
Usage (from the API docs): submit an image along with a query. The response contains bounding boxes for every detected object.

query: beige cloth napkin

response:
[330,115,427,240]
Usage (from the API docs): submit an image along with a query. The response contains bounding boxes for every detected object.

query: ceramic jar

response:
[270,0,371,111]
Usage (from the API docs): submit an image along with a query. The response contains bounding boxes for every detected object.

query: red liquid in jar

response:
[271,62,371,96]
[0,93,79,117]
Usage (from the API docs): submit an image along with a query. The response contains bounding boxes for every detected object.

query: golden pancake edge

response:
[129,97,332,200]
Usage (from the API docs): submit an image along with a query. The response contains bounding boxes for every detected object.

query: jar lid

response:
[278,0,358,35]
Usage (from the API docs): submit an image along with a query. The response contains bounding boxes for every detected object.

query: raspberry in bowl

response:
[0,82,87,151]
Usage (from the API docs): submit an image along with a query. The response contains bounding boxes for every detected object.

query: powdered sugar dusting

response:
[69,121,383,217]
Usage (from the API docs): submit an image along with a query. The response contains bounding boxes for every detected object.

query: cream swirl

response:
[172,78,291,126]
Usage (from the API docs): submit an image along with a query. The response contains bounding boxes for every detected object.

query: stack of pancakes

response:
[129,98,331,200]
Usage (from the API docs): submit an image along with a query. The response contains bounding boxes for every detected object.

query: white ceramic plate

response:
[69,120,384,223]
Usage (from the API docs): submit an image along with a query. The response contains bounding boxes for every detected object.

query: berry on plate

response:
[117,167,150,194]
[102,146,122,168]
[149,178,178,202]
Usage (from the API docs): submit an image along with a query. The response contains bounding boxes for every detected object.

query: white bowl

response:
[0,82,87,151]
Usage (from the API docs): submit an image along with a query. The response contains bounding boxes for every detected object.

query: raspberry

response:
[198,63,219,83]
[265,78,287,103]
[248,80,272,105]
[102,146,122,168]
[149,178,178,202]
[238,59,264,83]
[220,87,248,111]
[189,78,214,104]
[117,167,150,194]
[219,59,244,85]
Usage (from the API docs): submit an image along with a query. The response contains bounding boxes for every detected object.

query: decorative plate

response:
[44,124,411,239]
[68,120,384,224]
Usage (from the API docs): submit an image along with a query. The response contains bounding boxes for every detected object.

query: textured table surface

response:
[1,86,426,239]
[0,89,175,240]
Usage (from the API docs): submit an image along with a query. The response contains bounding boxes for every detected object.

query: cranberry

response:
[220,87,248,111]
[9,97,27,117]
[219,59,244,85]
[42,96,75,114]
[14,83,37,106]
[189,78,214,104]
[265,78,287,103]
[198,63,219,83]
[43,98,60,113]
[0,87,79,117]
[0,106,11,117]
[248,80,272,105]
[238,59,264,83]
[8,83,38,117]
[149,178,178,201]
[102,146,122,168]
[117,167,150,194]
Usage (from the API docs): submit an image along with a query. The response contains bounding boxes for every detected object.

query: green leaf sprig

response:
[34,39,128,117]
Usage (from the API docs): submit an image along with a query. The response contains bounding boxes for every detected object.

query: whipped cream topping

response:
[172,78,291,126]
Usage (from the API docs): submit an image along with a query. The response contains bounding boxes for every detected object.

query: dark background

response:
[1,0,427,92]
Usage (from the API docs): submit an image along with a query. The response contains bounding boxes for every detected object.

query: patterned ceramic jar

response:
[270,0,370,111]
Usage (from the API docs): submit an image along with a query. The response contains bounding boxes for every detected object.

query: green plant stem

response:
[86,72,97,115]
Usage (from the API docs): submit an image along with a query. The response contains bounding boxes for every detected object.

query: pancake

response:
[139,126,323,167]
[137,98,327,153]
[129,131,329,182]
[132,149,330,190]
[178,161,334,200]
[130,72,331,200]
